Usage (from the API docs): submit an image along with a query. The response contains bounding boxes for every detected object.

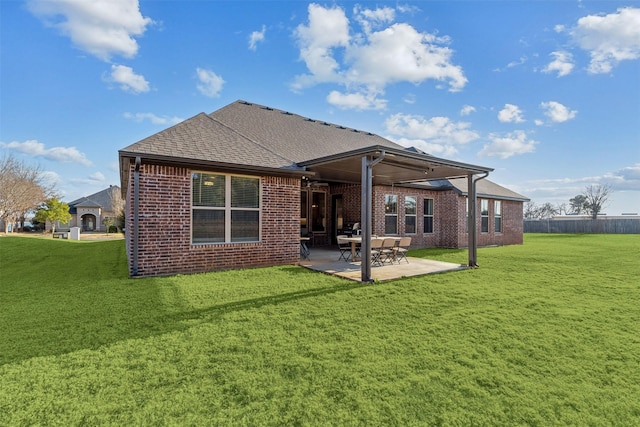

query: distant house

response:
[119,100,528,279]
[63,186,122,232]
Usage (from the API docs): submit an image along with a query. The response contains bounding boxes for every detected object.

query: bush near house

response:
[0,234,638,425]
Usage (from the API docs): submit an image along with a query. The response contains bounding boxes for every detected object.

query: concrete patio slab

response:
[298,247,466,282]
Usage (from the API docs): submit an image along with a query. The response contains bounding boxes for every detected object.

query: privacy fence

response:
[524,217,640,234]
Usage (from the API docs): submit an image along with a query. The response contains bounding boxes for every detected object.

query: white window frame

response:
[191,172,261,244]
[405,196,417,234]
[494,200,502,233]
[423,198,434,234]
[385,194,398,235]
[481,199,489,233]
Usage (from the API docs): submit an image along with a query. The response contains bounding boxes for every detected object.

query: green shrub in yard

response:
[0,234,639,425]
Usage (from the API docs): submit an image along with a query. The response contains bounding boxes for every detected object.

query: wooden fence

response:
[524,218,640,234]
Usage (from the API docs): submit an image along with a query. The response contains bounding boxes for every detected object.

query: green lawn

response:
[1,234,639,426]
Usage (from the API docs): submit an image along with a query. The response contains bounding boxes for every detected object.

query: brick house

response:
[119,100,527,279]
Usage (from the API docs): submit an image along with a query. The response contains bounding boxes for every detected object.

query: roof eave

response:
[299,144,493,175]
[118,151,313,179]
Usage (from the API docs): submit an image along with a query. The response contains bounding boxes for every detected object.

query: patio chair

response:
[393,237,412,263]
[337,235,352,261]
[370,238,384,266]
[380,237,398,263]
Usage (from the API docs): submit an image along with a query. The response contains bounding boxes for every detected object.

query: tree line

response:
[524,184,612,220]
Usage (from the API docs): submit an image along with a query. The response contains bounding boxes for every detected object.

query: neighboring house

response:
[62,186,122,232]
[119,100,528,279]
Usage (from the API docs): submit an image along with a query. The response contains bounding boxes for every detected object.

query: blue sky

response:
[1,0,639,214]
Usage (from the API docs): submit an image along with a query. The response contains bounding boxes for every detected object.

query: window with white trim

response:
[423,198,434,234]
[481,199,489,233]
[192,172,260,243]
[385,194,398,235]
[405,196,416,234]
[494,200,502,233]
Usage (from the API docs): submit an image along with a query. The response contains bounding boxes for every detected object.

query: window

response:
[465,196,469,233]
[481,199,489,233]
[385,194,398,234]
[405,196,416,234]
[423,198,434,233]
[494,200,502,233]
[192,172,260,243]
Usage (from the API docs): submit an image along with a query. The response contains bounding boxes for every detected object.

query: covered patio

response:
[299,145,493,282]
[299,246,466,282]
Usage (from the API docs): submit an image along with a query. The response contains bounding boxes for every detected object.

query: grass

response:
[1,233,639,426]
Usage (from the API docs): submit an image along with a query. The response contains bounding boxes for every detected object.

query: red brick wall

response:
[125,163,300,277]
[334,185,524,249]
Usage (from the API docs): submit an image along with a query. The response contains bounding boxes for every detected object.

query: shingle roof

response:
[208,100,403,164]
[68,186,121,210]
[119,111,298,170]
[120,100,404,169]
[448,178,529,201]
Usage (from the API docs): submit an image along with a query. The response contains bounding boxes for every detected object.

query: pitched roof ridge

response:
[204,107,300,168]
[235,99,371,135]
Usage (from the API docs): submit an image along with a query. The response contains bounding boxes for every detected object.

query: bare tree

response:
[0,155,52,232]
[108,186,125,232]
[584,184,612,219]
[524,201,559,220]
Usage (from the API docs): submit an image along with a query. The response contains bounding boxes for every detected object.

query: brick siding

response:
[125,163,300,277]
[124,164,524,277]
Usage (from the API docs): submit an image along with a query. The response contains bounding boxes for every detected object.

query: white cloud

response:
[460,105,476,116]
[385,113,480,146]
[27,0,153,61]
[540,101,577,123]
[292,4,467,109]
[529,163,640,192]
[542,51,575,77]
[327,91,387,111]
[105,64,150,94]
[571,7,640,74]
[478,130,538,159]
[0,139,92,166]
[124,112,183,125]
[196,68,225,98]
[388,137,459,158]
[354,5,395,34]
[70,171,106,185]
[249,25,266,51]
[292,4,349,86]
[497,104,525,123]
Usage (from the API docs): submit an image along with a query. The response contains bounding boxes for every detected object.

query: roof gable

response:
[69,186,121,210]
[119,112,297,170]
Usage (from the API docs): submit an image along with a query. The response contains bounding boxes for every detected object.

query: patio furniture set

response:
[337,235,411,265]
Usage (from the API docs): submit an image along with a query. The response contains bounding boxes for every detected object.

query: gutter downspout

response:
[467,172,489,267]
[361,151,385,282]
[132,157,141,276]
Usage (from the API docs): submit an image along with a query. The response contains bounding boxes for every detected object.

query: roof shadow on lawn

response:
[1,243,364,366]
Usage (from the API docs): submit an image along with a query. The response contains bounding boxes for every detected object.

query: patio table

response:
[341,236,401,261]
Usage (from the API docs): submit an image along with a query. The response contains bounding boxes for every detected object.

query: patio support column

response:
[467,172,489,267]
[361,151,385,282]
[467,174,477,267]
